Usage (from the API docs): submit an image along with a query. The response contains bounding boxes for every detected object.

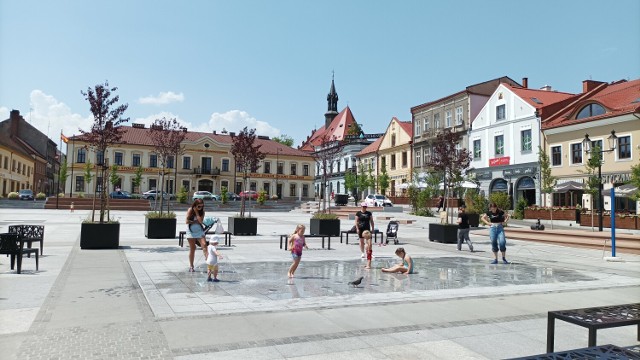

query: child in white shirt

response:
[206,237,223,282]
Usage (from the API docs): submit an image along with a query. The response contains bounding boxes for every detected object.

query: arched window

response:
[576,103,605,119]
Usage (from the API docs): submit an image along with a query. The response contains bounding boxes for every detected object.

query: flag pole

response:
[56,130,62,209]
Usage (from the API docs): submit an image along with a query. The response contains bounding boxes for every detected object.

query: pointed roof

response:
[543,79,640,129]
[299,106,358,152]
[506,84,575,110]
[356,136,383,156]
[397,120,413,137]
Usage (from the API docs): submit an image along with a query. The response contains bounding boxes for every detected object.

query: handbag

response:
[215,222,224,234]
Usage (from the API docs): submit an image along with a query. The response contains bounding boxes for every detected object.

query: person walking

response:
[186,198,207,272]
[481,202,510,264]
[355,202,374,258]
[457,205,474,252]
[287,224,308,278]
[436,195,445,212]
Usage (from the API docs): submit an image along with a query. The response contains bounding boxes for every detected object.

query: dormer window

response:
[576,103,605,119]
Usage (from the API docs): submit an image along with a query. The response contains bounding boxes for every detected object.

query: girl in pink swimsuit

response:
[287,224,308,278]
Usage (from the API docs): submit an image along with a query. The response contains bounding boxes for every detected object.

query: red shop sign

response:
[489,156,510,167]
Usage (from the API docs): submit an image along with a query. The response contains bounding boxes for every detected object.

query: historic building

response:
[469,81,575,208]
[0,110,58,196]
[542,78,640,212]
[66,126,315,200]
[376,117,412,196]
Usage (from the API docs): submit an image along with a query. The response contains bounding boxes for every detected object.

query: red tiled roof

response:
[299,106,358,152]
[506,84,575,109]
[397,120,413,137]
[543,79,640,129]
[70,127,312,158]
[356,136,382,156]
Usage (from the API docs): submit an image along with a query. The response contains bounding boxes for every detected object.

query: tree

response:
[630,163,640,201]
[423,129,471,224]
[311,133,346,212]
[580,145,602,209]
[344,169,356,199]
[149,117,186,215]
[79,81,129,223]
[59,158,69,196]
[109,164,119,191]
[132,165,143,195]
[378,164,390,195]
[272,134,294,147]
[538,146,557,228]
[83,160,94,197]
[231,127,266,217]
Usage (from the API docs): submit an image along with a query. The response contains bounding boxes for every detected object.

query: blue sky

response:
[1,0,638,150]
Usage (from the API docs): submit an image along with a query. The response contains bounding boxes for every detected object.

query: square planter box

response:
[80,223,120,249]
[228,217,257,235]
[467,213,480,228]
[310,218,341,236]
[429,223,458,244]
[145,218,177,239]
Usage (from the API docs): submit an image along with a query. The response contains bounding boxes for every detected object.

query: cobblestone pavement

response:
[1,209,639,359]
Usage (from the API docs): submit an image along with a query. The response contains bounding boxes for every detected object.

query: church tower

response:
[324,74,339,128]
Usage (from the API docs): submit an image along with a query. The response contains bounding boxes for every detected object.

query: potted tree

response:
[79,81,129,249]
[309,133,345,236]
[144,117,186,238]
[228,127,266,235]
[464,188,487,227]
[425,129,471,243]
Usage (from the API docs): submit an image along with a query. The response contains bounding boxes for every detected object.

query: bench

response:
[179,231,232,247]
[508,344,640,359]
[8,225,44,255]
[340,229,384,244]
[279,234,331,250]
[546,303,640,353]
[0,232,39,274]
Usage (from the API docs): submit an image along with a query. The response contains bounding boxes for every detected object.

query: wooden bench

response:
[340,229,384,244]
[179,230,232,247]
[279,234,331,250]
[546,303,640,353]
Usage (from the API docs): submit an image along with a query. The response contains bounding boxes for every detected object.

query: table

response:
[546,303,640,353]
[340,229,383,244]
[280,234,331,250]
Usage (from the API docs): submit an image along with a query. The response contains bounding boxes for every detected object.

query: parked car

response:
[192,191,220,201]
[239,190,259,200]
[225,192,241,201]
[109,190,132,199]
[364,194,394,207]
[142,190,175,200]
[18,189,34,200]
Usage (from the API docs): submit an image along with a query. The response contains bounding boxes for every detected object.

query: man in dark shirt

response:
[355,203,374,258]
[457,205,474,252]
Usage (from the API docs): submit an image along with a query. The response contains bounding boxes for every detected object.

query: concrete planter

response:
[228,217,257,235]
[467,213,480,227]
[428,223,458,244]
[145,218,177,239]
[309,218,341,236]
[80,223,120,249]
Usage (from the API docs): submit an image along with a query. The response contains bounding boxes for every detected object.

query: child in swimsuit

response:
[381,247,413,274]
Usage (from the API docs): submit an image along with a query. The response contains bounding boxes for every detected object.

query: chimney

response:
[212,130,216,135]
[582,80,604,93]
[522,77,528,89]
[540,85,552,91]
[9,110,21,136]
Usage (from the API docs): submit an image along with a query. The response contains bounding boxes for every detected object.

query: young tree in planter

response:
[311,133,346,213]
[423,129,471,224]
[580,145,602,229]
[79,82,129,223]
[378,164,390,196]
[231,127,266,218]
[538,146,557,228]
[148,117,186,215]
[132,165,143,196]
[83,160,94,200]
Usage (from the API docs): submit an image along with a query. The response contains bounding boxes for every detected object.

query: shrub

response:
[489,192,511,210]
[58,192,65,198]
[513,197,528,219]
[145,211,176,219]
[176,186,188,204]
[464,188,488,214]
[221,186,228,204]
[7,192,19,199]
[257,190,267,205]
[77,192,85,198]
[311,212,339,220]
[413,208,434,217]
[36,192,46,200]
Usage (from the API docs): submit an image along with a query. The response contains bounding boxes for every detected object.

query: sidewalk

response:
[1,209,639,359]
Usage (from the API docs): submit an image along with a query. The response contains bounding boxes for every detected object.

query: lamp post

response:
[275,148,282,200]
[583,130,617,232]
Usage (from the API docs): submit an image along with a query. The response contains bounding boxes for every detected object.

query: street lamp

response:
[583,130,617,232]
[275,148,282,199]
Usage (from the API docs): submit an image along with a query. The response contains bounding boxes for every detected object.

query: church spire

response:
[325,71,339,128]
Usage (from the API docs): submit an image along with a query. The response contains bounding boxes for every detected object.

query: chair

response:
[0,233,39,274]
[8,225,44,255]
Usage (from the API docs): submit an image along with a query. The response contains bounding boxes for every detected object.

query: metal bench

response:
[179,230,232,247]
[508,343,640,359]
[340,229,384,244]
[8,225,44,255]
[546,303,640,353]
[279,234,331,250]
[0,232,39,274]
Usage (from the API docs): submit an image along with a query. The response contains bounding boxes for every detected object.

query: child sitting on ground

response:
[206,237,223,282]
[381,247,413,274]
[363,230,373,269]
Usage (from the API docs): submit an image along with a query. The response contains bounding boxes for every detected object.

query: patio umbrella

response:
[614,184,638,198]
[395,183,411,190]
[438,181,479,190]
[553,181,584,193]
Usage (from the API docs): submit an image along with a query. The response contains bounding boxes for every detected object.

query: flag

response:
[61,133,69,143]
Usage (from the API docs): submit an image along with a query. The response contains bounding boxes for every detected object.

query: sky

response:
[1,0,639,152]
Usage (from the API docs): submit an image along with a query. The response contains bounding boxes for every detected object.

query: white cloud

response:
[206,110,281,138]
[132,112,190,129]
[27,90,90,140]
[0,107,9,120]
[138,91,185,105]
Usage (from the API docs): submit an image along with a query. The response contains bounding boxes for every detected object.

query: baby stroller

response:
[196,217,218,247]
[385,221,399,245]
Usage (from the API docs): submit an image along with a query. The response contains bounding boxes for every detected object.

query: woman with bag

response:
[186,198,207,272]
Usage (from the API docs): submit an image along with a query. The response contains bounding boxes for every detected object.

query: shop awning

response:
[553,181,584,193]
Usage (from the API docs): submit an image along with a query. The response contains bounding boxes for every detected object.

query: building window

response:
[277,161,283,175]
[571,143,583,164]
[96,150,105,165]
[590,140,604,163]
[167,155,174,169]
[181,180,189,192]
[148,179,157,191]
[576,103,606,119]
[96,176,103,193]
[302,184,309,197]
[221,180,229,191]
[222,159,229,172]
[495,135,504,156]
[132,153,141,167]
[551,146,562,166]
[473,139,481,160]
[521,129,532,152]
[182,156,191,169]
[149,154,158,168]
[75,176,85,192]
[289,184,296,197]
[434,113,440,129]
[381,156,386,170]
[402,152,407,167]
[455,106,463,125]
[77,148,86,163]
[445,110,452,128]
[264,161,271,174]
[618,136,631,159]
[424,117,430,132]
[391,154,396,170]
[391,134,396,147]
[303,164,309,176]
[424,147,430,163]
[290,163,297,175]
[496,104,506,120]
[415,122,421,137]
[114,152,123,166]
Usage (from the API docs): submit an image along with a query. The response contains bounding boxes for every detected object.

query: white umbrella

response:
[614,184,638,198]
[438,181,479,190]
[395,183,411,190]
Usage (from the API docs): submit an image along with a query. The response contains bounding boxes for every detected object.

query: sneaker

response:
[457,248,461,251]
[470,246,474,252]
[502,258,510,264]
[189,267,195,272]
[361,253,365,258]
[490,259,498,264]
[213,278,220,282]
[207,278,213,282]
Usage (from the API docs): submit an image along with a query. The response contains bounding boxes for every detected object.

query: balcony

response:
[193,167,221,176]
